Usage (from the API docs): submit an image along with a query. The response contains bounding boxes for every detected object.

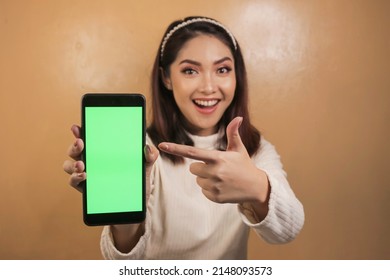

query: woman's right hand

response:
[63,125,86,192]
[62,125,160,197]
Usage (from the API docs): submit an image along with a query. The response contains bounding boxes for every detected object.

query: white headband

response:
[160,18,237,58]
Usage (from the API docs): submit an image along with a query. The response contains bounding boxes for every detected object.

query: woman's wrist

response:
[241,169,271,222]
[110,222,145,253]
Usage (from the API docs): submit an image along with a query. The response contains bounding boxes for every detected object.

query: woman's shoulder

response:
[259,136,275,150]
[253,136,282,163]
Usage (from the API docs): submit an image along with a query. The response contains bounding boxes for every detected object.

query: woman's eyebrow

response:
[179,59,201,66]
[214,57,233,65]
[179,57,233,66]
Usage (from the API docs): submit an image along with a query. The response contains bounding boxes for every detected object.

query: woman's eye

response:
[217,67,232,74]
[182,68,197,75]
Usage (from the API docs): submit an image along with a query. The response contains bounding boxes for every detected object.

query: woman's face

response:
[163,34,236,136]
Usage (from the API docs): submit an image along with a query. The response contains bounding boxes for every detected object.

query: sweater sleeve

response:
[238,138,305,244]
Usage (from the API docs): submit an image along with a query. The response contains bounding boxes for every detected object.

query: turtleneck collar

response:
[186,130,222,150]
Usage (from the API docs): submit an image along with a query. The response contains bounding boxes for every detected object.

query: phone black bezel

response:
[81,93,146,226]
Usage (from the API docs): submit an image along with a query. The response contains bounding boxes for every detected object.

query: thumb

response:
[226,116,246,153]
[144,144,159,201]
[145,144,159,170]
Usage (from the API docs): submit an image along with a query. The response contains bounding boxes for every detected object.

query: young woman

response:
[63,16,304,259]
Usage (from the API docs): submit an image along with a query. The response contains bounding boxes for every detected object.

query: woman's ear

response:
[160,67,172,90]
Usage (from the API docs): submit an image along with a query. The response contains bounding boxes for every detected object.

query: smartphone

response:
[81,93,145,226]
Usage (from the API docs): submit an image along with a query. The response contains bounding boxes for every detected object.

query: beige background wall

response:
[0,0,389,259]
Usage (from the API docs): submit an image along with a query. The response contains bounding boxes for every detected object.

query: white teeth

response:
[194,100,218,107]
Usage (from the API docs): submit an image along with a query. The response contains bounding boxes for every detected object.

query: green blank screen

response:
[85,107,143,214]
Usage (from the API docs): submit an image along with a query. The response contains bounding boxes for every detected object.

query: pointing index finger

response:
[158,142,217,163]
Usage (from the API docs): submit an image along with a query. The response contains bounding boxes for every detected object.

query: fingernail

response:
[159,144,169,151]
[238,117,243,127]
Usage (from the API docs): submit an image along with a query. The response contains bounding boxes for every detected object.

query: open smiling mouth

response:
[193,99,220,108]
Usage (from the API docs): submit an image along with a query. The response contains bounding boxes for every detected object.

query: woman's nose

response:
[199,73,217,94]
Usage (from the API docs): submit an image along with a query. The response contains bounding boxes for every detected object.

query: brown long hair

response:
[147,16,261,163]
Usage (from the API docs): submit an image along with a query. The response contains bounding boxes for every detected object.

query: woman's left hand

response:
[158,117,270,206]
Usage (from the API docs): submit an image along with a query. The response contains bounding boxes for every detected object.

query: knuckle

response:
[204,190,223,204]
[185,146,198,158]
[63,161,68,172]
[212,166,225,181]
[63,160,73,174]
[212,191,226,204]
[72,145,81,155]
[189,162,201,174]
[67,145,74,157]
[215,152,226,163]
[69,172,85,188]
[69,176,77,188]
[195,176,203,186]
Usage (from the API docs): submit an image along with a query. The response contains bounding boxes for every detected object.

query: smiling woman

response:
[63,16,305,259]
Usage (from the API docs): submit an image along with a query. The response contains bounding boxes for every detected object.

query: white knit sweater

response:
[100,132,304,259]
